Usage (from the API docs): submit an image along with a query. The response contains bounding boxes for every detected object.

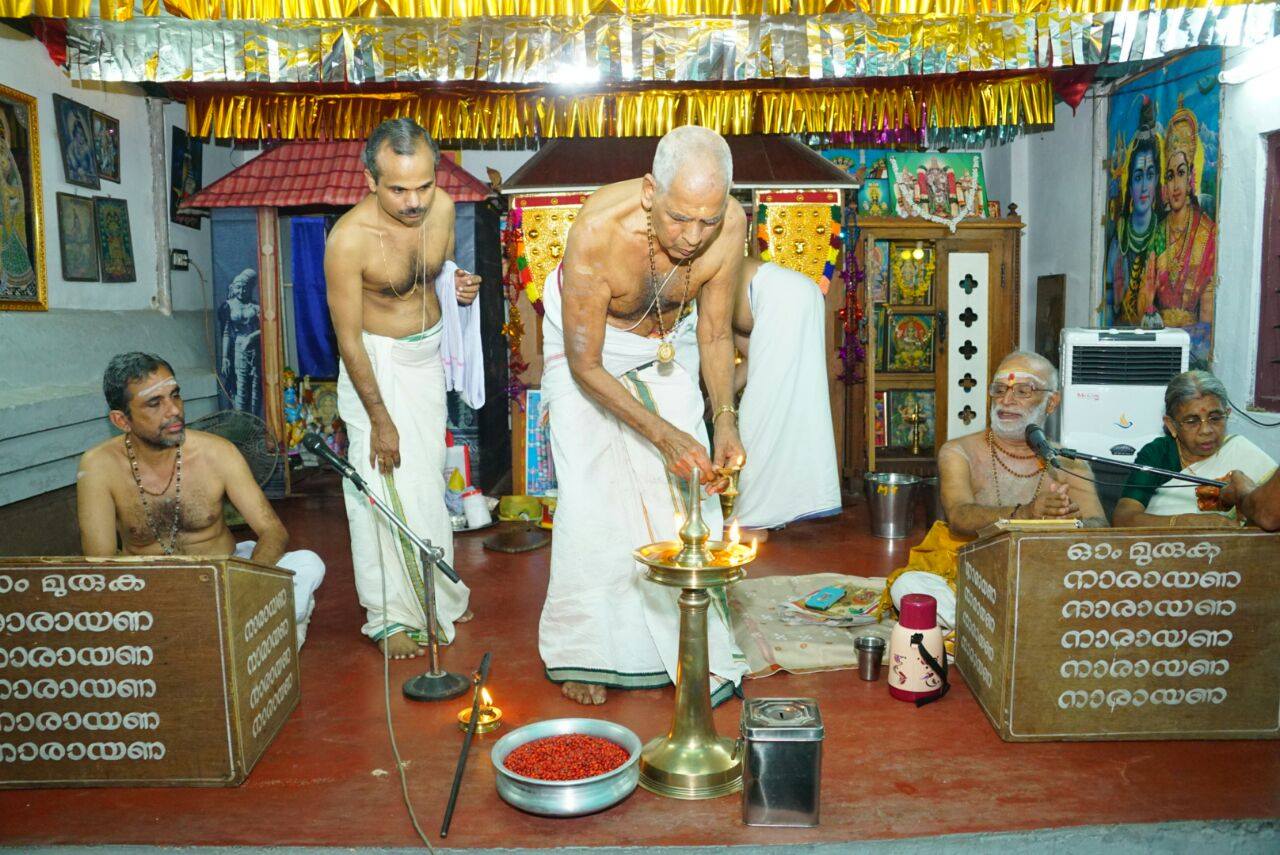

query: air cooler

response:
[1059,328,1190,462]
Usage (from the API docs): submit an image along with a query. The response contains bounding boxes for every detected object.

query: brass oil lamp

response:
[633,468,757,800]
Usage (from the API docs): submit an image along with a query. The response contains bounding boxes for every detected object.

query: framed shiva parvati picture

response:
[0,83,47,311]
[885,311,935,373]
[94,196,136,283]
[888,242,935,305]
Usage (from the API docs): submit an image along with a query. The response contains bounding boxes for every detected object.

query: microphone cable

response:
[378,510,440,853]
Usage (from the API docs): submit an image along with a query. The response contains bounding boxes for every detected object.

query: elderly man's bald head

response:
[993,350,1060,391]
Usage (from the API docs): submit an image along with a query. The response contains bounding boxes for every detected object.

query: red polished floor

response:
[2,473,1277,848]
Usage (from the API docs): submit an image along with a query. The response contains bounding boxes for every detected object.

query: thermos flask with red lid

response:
[887,593,949,705]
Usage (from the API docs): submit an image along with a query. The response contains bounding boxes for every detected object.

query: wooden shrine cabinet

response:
[860,217,1023,476]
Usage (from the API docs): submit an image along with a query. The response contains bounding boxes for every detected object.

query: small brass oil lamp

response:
[715,456,743,520]
[457,687,503,734]
[633,469,757,800]
[904,402,926,455]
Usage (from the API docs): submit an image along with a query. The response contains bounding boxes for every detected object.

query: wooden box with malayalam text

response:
[0,556,299,788]
[955,528,1280,742]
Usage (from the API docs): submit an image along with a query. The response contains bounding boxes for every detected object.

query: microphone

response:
[1024,424,1059,465]
[303,432,367,492]
[302,431,461,584]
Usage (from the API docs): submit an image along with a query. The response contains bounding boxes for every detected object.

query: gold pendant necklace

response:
[645,214,691,365]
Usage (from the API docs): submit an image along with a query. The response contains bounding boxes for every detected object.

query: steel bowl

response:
[491,717,642,817]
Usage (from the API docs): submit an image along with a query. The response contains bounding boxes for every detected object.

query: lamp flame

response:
[480,687,493,706]
[750,537,758,557]
[728,520,740,545]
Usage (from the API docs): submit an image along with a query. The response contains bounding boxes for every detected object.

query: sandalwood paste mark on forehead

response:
[994,370,1044,386]
[135,376,178,398]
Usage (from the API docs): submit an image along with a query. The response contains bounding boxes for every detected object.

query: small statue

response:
[282,368,305,451]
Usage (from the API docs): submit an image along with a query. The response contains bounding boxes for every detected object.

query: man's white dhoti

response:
[736,263,841,529]
[233,541,326,647]
[537,267,747,702]
[337,321,470,644]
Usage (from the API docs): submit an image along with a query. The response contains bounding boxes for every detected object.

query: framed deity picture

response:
[0,83,46,311]
[867,239,890,303]
[888,390,936,450]
[93,196,136,283]
[170,126,203,229]
[53,94,98,190]
[873,305,888,372]
[56,192,98,281]
[885,311,935,373]
[858,177,892,217]
[91,110,120,183]
[524,388,557,496]
[889,242,935,305]
[873,390,888,447]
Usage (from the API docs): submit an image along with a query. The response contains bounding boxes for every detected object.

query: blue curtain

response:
[290,216,338,378]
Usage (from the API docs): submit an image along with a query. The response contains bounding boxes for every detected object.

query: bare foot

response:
[378,633,426,659]
[561,682,607,705]
[456,610,474,624]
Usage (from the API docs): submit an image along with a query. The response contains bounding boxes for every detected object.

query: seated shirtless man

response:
[881,350,1107,628]
[76,352,325,646]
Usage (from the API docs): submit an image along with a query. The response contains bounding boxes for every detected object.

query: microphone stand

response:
[306,435,469,701]
[1049,447,1227,489]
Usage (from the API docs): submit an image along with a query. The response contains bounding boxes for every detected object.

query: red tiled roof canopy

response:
[181,140,491,211]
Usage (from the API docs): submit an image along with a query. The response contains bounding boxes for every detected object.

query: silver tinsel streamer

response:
[65,8,1280,85]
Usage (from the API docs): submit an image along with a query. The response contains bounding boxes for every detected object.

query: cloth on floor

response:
[878,520,974,630]
[536,265,747,701]
[735,262,842,529]
[727,572,889,677]
[234,540,325,648]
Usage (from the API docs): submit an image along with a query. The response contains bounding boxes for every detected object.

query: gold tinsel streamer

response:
[185,75,1053,140]
[0,0,1260,21]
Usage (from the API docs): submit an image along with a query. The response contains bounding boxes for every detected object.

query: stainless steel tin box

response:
[740,697,824,827]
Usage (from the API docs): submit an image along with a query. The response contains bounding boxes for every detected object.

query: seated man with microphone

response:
[879,351,1107,628]
[77,352,326,647]
[1113,370,1275,528]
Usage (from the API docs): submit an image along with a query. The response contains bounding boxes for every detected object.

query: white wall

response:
[1212,42,1280,458]
[984,101,1098,350]
[0,24,234,507]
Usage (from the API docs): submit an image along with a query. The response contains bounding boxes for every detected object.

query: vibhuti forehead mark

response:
[136,376,177,398]
[993,370,1043,386]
